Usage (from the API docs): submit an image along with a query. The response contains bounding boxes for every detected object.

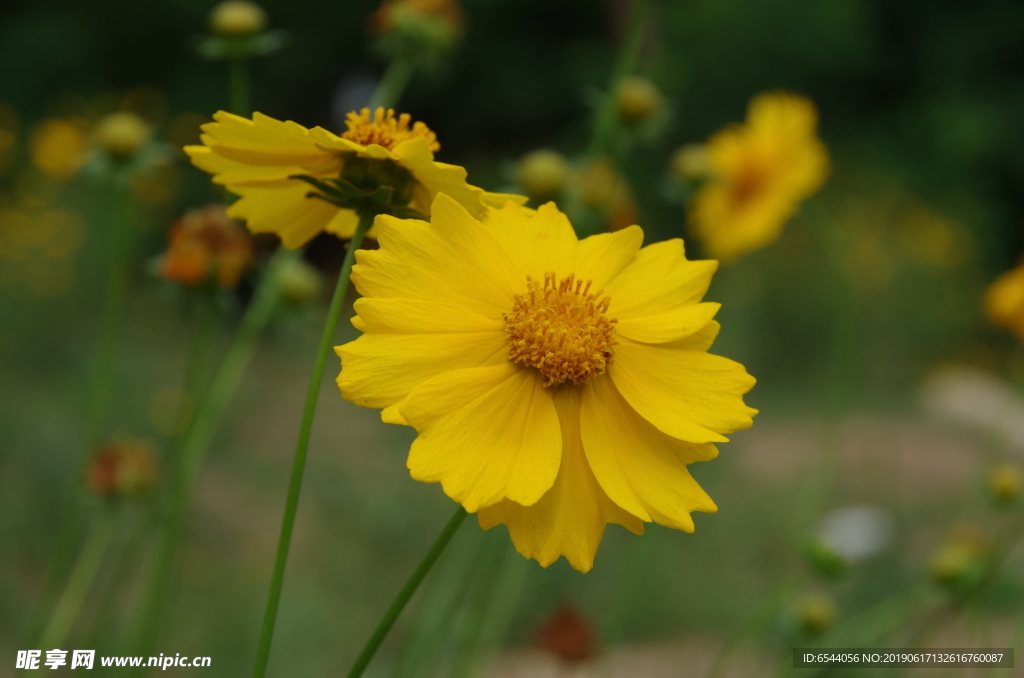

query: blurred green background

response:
[3,0,1024,676]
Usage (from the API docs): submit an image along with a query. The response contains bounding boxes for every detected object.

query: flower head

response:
[369,0,465,56]
[159,205,253,289]
[615,76,662,124]
[94,111,150,160]
[336,195,756,572]
[86,436,159,498]
[209,0,268,36]
[984,262,1024,341]
[518,149,568,203]
[689,92,829,262]
[185,107,523,249]
[31,119,87,179]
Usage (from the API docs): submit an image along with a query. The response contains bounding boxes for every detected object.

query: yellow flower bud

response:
[929,526,990,593]
[615,76,662,124]
[277,257,323,306]
[795,593,837,636]
[95,112,149,160]
[209,0,268,37]
[989,462,1022,505]
[518,149,568,203]
[670,144,712,181]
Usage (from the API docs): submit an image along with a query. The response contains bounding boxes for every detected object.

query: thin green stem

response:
[347,506,468,678]
[39,508,117,649]
[133,251,288,660]
[369,57,414,110]
[252,213,373,678]
[585,0,648,161]
[574,0,649,238]
[26,183,133,646]
[175,291,220,442]
[230,57,251,115]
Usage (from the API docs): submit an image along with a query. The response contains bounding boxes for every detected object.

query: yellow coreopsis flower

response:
[689,92,829,262]
[983,262,1024,341]
[336,194,757,572]
[184,107,523,249]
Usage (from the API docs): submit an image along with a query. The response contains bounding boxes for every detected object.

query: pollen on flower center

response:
[341,107,440,152]
[504,272,617,387]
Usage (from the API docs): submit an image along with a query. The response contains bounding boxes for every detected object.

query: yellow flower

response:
[336,195,757,572]
[983,263,1024,341]
[31,119,87,179]
[690,92,829,262]
[185,107,523,249]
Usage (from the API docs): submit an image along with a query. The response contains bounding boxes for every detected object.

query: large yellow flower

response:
[689,92,829,262]
[984,262,1024,341]
[336,194,757,572]
[184,107,523,249]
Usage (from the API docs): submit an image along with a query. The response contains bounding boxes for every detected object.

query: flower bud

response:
[518,149,568,203]
[276,257,323,306]
[95,112,149,160]
[535,604,595,664]
[615,76,662,124]
[989,462,1022,505]
[209,0,268,37]
[670,144,712,181]
[795,593,838,636]
[929,526,990,594]
[86,436,158,498]
[802,537,847,579]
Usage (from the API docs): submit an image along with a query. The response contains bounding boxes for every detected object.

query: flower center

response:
[341,107,440,152]
[504,272,617,387]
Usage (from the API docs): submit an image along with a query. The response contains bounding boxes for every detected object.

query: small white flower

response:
[818,505,894,562]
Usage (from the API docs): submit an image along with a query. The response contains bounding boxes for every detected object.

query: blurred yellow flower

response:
[30,119,87,179]
[989,462,1022,505]
[94,111,149,160]
[615,75,662,124]
[209,0,268,36]
[983,263,1024,341]
[336,195,756,572]
[159,205,253,289]
[690,92,829,262]
[518,149,568,203]
[186,107,524,249]
[795,593,838,636]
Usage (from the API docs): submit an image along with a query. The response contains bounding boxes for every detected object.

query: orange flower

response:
[86,436,158,498]
[535,604,595,663]
[160,205,253,289]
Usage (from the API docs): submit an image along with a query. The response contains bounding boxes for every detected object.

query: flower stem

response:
[230,57,251,115]
[346,506,468,678]
[39,507,117,649]
[252,212,373,678]
[369,56,414,110]
[132,251,289,660]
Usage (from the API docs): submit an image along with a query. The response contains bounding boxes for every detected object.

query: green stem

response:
[369,57,414,110]
[230,57,251,116]
[347,507,468,678]
[39,508,117,649]
[252,213,373,678]
[26,183,133,647]
[574,0,649,238]
[133,251,288,659]
[175,291,220,441]
[585,0,648,161]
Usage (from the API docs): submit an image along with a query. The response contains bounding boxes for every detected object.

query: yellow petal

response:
[481,192,530,209]
[984,265,1024,338]
[604,239,718,320]
[336,331,507,410]
[580,376,718,531]
[227,182,343,249]
[479,201,579,282]
[616,302,720,344]
[351,195,521,318]
[198,111,334,166]
[401,364,561,512]
[610,338,757,443]
[391,137,492,219]
[574,225,643,289]
[351,297,503,334]
[478,386,643,573]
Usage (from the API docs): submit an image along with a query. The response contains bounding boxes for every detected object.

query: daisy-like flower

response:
[184,107,523,249]
[159,204,253,289]
[336,194,756,572]
[689,92,829,262]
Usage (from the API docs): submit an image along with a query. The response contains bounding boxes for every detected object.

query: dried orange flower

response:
[160,205,253,289]
[86,436,159,498]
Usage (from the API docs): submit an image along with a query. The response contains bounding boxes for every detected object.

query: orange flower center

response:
[341,107,440,153]
[504,272,617,387]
